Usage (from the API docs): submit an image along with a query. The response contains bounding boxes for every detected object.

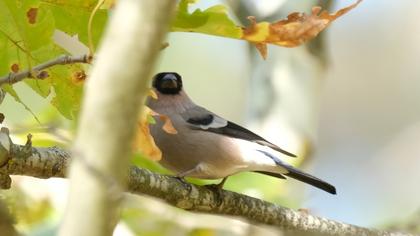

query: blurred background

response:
[1,0,420,235]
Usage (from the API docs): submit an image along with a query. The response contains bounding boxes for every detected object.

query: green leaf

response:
[49,61,84,120]
[0,0,55,54]
[171,0,242,39]
[44,2,108,49]
[147,114,156,124]
[1,84,41,123]
[41,0,99,9]
[171,0,362,59]
[34,44,84,119]
[0,1,92,120]
[131,153,169,174]
[0,32,41,121]
[0,0,55,116]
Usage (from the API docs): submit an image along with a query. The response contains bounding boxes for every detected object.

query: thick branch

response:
[0,54,90,86]
[0,133,406,236]
[59,1,176,236]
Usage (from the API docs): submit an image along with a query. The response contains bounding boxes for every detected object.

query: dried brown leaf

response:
[242,0,362,58]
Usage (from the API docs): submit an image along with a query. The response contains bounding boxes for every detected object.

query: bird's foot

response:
[174,176,192,193]
[204,177,227,206]
[204,183,224,191]
[204,177,227,190]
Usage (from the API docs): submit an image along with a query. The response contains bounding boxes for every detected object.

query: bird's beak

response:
[161,78,178,89]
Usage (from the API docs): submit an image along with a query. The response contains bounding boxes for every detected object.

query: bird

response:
[147,72,336,194]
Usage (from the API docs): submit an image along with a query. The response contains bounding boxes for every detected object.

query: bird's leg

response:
[205,177,228,191]
[174,175,192,193]
[216,177,228,189]
[176,164,205,178]
[174,164,204,192]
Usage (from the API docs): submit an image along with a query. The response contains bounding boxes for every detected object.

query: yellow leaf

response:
[148,89,158,99]
[133,106,161,161]
[133,90,178,160]
[242,0,362,58]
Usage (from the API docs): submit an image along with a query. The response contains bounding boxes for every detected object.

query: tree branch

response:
[0,130,407,236]
[0,54,91,86]
[59,1,176,236]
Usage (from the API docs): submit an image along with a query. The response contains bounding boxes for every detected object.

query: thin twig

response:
[0,54,91,86]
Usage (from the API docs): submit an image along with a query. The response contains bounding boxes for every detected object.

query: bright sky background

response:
[158,0,420,227]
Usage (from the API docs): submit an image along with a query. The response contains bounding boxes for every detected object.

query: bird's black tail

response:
[283,165,336,194]
[256,150,337,194]
[257,168,336,195]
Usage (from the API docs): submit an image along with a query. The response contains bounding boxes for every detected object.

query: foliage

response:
[172,0,242,39]
[0,0,362,162]
[0,5,362,227]
[0,0,368,234]
[173,0,362,58]
[0,0,361,121]
[0,0,107,119]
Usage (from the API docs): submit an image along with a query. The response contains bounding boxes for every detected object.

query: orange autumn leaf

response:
[242,0,362,59]
[147,89,177,134]
[149,109,178,135]
[133,106,162,161]
[160,115,177,134]
[133,90,177,161]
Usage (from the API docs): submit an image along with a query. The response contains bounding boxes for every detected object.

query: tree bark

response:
[58,1,175,235]
[0,131,408,236]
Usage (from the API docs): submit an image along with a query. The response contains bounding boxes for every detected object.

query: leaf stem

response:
[87,0,106,56]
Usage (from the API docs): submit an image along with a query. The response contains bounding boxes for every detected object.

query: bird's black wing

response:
[207,120,296,157]
[181,107,296,157]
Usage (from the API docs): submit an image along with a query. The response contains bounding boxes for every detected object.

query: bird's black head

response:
[152,72,183,95]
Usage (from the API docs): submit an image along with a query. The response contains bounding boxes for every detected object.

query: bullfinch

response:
[147,72,336,194]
